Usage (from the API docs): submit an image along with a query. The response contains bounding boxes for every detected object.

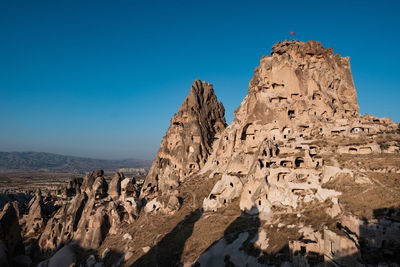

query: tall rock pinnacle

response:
[141,79,226,197]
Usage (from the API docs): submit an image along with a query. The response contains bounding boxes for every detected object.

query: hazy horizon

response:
[0,150,152,161]
[1,0,399,160]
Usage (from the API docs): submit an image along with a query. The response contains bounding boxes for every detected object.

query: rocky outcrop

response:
[73,198,110,249]
[38,170,142,255]
[141,79,226,197]
[24,190,45,235]
[39,171,106,254]
[201,40,397,216]
[65,177,83,197]
[81,170,103,195]
[0,202,26,266]
[39,191,88,254]
[108,172,123,200]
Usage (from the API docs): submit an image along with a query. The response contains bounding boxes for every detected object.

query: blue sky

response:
[0,0,399,160]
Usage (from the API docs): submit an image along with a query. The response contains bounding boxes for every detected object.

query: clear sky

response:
[0,0,399,160]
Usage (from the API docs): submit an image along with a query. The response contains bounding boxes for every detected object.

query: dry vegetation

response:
[323,152,400,220]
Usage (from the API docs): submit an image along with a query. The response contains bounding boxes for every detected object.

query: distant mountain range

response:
[0,152,151,172]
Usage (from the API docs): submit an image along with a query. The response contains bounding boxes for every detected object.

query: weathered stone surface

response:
[65,177,83,197]
[201,40,397,216]
[108,172,123,200]
[141,79,226,197]
[39,192,87,254]
[73,198,110,249]
[92,176,108,199]
[81,170,104,196]
[24,190,45,235]
[122,197,139,223]
[38,168,142,255]
[0,203,25,265]
[203,174,243,212]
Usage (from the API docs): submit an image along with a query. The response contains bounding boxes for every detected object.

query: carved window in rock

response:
[312,92,322,101]
[279,97,288,103]
[295,157,304,168]
[262,149,268,157]
[330,241,335,256]
[331,130,340,136]
[265,161,274,168]
[270,97,279,104]
[350,127,363,134]
[258,159,265,168]
[270,128,280,141]
[277,172,287,182]
[348,147,358,154]
[240,123,253,141]
[280,160,292,168]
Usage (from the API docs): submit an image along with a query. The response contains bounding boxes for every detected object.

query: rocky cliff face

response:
[201,40,396,214]
[194,41,399,266]
[141,79,226,197]
[236,40,359,124]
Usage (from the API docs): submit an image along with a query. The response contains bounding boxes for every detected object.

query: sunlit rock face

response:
[201,40,396,215]
[236,40,358,125]
[141,79,226,197]
[38,170,141,255]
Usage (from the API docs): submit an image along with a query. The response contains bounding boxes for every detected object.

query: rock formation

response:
[128,40,398,267]
[38,189,88,254]
[0,202,27,266]
[140,79,226,213]
[2,40,399,267]
[39,170,141,255]
[24,190,45,235]
[108,172,123,200]
[201,40,397,216]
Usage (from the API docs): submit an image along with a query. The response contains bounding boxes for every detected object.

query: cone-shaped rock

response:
[141,79,226,196]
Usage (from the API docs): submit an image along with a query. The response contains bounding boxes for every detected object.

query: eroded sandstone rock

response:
[38,170,142,255]
[141,79,226,197]
[24,190,45,235]
[0,203,25,266]
[201,40,397,216]
[108,172,123,200]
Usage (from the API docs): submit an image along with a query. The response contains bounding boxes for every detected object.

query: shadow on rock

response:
[132,208,203,267]
[194,206,289,267]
